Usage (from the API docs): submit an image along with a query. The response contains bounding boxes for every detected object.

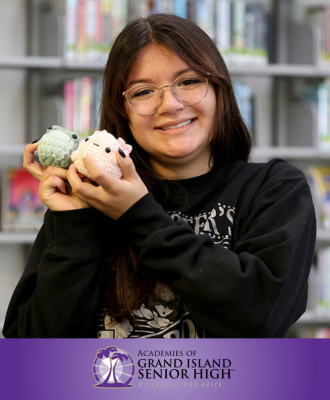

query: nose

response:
[157,86,184,114]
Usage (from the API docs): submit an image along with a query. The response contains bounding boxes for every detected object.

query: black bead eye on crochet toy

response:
[105,147,111,153]
[72,134,78,139]
[85,138,89,142]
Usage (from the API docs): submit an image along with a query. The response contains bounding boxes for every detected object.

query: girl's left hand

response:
[67,151,148,220]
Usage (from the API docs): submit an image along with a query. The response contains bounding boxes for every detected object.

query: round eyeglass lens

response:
[127,85,160,115]
[174,74,208,106]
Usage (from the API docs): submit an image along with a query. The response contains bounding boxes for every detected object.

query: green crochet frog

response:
[37,125,80,169]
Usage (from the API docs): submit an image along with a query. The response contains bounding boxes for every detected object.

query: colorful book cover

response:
[308,166,330,229]
[1,167,45,232]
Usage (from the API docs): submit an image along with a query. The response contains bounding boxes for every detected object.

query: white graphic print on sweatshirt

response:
[97,204,235,338]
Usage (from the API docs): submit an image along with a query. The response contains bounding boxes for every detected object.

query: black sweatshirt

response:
[3,159,316,338]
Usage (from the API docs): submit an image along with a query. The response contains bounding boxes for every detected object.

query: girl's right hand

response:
[23,142,90,211]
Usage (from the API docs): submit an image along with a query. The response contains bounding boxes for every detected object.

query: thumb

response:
[116,149,137,180]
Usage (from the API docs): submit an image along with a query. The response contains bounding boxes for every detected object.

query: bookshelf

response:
[1,0,330,337]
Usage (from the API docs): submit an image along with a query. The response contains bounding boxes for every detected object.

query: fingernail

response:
[31,139,40,144]
[82,151,87,159]
[118,148,126,158]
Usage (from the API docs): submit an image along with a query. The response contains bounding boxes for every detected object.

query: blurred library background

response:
[1,0,330,338]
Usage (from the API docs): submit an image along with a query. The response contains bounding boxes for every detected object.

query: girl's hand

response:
[67,151,148,220]
[23,142,44,182]
[23,142,90,211]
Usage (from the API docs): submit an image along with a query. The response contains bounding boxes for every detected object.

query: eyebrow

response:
[127,68,193,86]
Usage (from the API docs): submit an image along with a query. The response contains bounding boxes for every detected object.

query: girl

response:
[3,13,316,338]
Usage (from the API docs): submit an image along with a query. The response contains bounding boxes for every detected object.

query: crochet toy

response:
[37,125,80,169]
[71,130,132,179]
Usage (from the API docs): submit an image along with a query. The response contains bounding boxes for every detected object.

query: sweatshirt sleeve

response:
[2,208,104,338]
[118,174,316,338]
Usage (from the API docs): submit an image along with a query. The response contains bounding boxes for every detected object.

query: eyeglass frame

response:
[122,73,209,115]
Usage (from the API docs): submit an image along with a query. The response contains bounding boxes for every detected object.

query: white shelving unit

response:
[1,0,330,337]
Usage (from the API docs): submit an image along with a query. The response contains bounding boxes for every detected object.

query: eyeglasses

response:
[122,73,209,115]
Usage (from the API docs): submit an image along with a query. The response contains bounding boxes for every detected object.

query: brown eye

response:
[105,147,111,153]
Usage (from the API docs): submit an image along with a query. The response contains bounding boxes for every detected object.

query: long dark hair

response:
[100,13,252,319]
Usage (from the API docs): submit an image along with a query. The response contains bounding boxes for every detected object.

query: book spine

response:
[95,0,104,48]
[162,0,174,14]
[232,0,246,51]
[76,0,87,58]
[111,0,121,39]
[80,77,93,136]
[324,6,330,62]
[120,0,129,28]
[86,0,97,59]
[245,4,255,52]
[102,0,112,45]
[317,82,329,152]
[65,0,78,61]
[91,78,102,131]
[138,0,150,17]
[152,1,163,14]
[253,4,269,60]
[73,78,82,133]
[173,0,187,19]
[196,0,215,41]
[233,80,254,134]
[64,80,74,131]
[215,0,231,53]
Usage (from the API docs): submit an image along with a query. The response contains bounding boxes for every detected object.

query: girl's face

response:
[124,43,217,179]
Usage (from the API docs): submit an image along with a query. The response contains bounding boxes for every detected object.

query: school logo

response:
[93,346,135,388]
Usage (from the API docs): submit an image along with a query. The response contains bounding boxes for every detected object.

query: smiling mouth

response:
[157,118,196,131]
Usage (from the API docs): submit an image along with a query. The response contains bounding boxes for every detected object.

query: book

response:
[233,80,254,134]
[173,0,187,19]
[316,247,330,314]
[80,76,93,136]
[64,80,74,131]
[65,0,78,61]
[1,167,45,232]
[324,7,330,62]
[232,0,246,52]
[215,0,231,54]
[64,77,102,136]
[318,81,330,152]
[308,166,330,230]
[296,80,330,152]
[195,0,215,41]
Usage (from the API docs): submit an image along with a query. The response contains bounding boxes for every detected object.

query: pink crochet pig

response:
[71,130,132,179]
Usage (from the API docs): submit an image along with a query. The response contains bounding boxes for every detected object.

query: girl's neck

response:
[149,157,214,180]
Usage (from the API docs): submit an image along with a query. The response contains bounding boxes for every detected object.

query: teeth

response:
[159,119,194,130]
